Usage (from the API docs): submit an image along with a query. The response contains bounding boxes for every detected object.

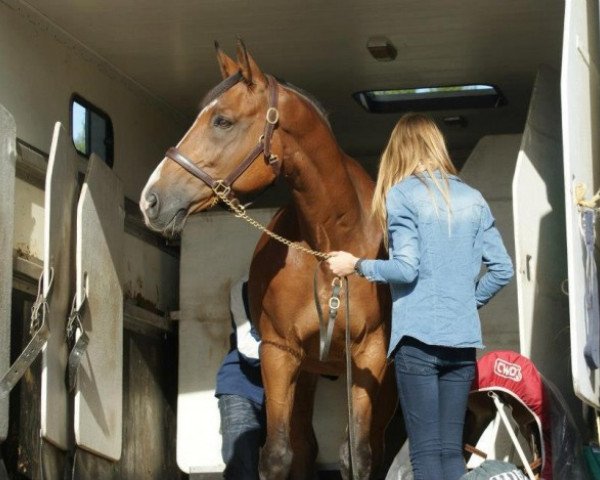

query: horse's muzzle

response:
[141,191,160,220]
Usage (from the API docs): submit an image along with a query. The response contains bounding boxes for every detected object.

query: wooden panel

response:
[74,154,124,461]
[72,328,183,479]
[4,290,183,479]
[41,122,79,449]
[0,104,16,440]
[5,290,67,480]
[561,0,600,410]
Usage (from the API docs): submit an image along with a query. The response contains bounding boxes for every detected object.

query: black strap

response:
[344,276,358,479]
[313,268,358,478]
[314,265,342,361]
[0,271,52,399]
[67,333,89,393]
[202,71,243,107]
[166,147,220,189]
[0,453,8,480]
[0,323,49,399]
[65,293,88,393]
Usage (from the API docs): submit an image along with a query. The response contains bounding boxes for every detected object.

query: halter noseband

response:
[165,72,281,205]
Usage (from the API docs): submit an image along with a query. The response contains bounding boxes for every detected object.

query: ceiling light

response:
[443,116,468,128]
[366,36,397,62]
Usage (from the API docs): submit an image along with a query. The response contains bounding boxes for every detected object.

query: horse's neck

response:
[280,121,372,253]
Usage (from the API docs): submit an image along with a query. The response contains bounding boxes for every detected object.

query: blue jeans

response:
[394,337,476,480]
[218,394,265,480]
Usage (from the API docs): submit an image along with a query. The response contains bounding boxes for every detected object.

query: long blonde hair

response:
[372,113,458,247]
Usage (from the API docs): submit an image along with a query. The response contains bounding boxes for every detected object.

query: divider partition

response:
[0,104,16,441]
[74,154,124,461]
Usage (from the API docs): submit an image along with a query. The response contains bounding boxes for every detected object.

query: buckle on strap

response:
[266,107,280,125]
[328,297,341,310]
[213,180,231,197]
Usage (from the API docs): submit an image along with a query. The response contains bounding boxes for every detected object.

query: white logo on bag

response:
[494,358,522,382]
[489,470,528,480]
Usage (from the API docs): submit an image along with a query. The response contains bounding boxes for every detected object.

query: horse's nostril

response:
[147,193,158,208]
[144,192,160,219]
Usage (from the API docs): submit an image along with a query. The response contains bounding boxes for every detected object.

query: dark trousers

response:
[218,394,265,480]
[393,337,476,480]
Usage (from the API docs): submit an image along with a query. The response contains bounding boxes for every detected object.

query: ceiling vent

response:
[353,84,506,113]
[366,36,397,61]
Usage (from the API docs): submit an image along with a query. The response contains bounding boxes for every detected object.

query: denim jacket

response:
[360,171,513,356]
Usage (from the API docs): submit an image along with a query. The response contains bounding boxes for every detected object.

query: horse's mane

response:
[276,77,331,128]
[197,74,331,128]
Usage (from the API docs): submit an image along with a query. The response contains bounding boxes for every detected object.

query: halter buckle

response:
[266,107,280,125]
[213,181,231,197]
[328,297,340,310]
[268,154,279,165]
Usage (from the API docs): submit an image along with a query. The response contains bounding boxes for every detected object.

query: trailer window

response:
[70,95,114,167]
[353,84,505,113]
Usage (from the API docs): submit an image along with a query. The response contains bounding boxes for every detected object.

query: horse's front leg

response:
[340,333,391,480]
[259,340,302,480]
[289,370,319,479]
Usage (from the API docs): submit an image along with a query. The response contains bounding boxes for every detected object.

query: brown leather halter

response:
[165,71,281,204]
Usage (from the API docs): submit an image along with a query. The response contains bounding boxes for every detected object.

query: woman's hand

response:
[326,251,359,277]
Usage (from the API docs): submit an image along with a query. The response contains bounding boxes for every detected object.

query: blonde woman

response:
[327,113,513,480]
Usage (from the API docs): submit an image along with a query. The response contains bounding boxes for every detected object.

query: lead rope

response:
[344,276,359,479]
[213,187,331,260]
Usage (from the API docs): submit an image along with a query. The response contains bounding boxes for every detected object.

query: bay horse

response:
[140,40,396,479]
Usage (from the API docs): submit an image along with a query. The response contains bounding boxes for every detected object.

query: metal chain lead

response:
[214,188,331,260]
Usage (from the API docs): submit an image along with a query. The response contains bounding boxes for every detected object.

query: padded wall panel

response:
[561,0,600,409]
[0,104,16,440]
[74,154,124,460]
[40,122,79,449]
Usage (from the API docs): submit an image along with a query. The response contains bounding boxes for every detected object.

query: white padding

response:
[513,66,573,418]
[230,275,260,360]
[561,0,600,409]
[41,122,80,449]
[461,134,522,352]
[0,104,16,441]
[178,210,347,473]
[74,154,124,461]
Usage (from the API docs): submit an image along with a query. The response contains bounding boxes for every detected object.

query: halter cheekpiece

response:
[165,72,281,207]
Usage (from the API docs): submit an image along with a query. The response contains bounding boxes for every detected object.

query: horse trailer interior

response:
[0,0,598,478]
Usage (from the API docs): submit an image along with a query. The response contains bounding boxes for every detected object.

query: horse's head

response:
[140,40,281,236]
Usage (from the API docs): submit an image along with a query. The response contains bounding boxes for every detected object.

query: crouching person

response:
[215,276,265,480]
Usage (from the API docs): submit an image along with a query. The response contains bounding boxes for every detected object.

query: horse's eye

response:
[213,115,233,129]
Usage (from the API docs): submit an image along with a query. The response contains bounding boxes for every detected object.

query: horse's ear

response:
[214,41,238,79]
[236,37,267,86]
